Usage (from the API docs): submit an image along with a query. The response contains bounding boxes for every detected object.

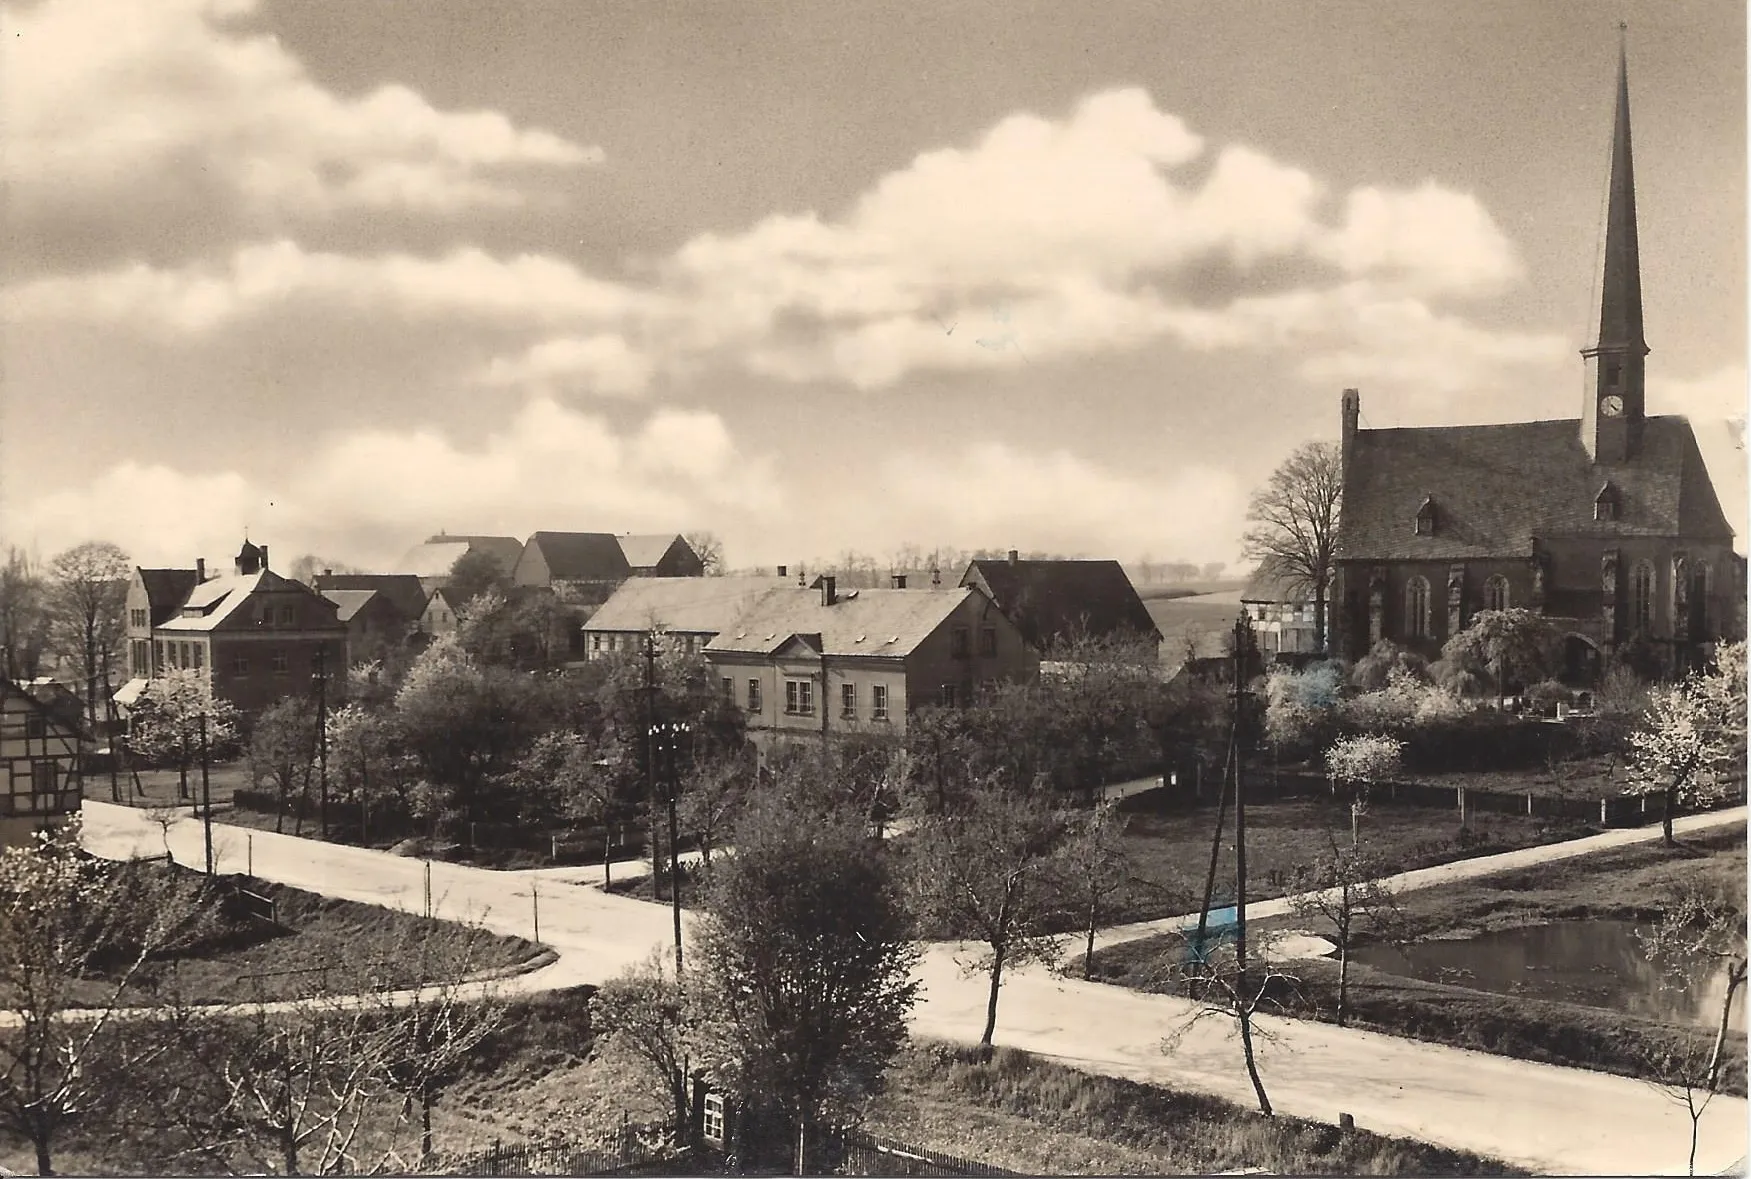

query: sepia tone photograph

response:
[0,0,1745,1175]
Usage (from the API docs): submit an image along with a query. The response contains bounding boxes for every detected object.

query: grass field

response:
[1405,754,1641,801]
[1146,591,1243,665]
[1089,826,1748,1095]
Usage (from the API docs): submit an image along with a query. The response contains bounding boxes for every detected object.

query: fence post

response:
[1600,797,1609,826]
[1526,791,1533,817]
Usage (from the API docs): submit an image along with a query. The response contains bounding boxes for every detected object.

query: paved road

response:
[80,802,1748,1176]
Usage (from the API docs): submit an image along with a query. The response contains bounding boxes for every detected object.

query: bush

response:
[1350,640,1430,692]
[1526,679,1571,715]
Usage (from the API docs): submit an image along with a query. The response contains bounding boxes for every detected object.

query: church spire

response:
[1583,26,1648,465]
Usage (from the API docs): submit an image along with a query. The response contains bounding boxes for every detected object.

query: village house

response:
[960,551,1162,662]
[1332,49,1741,681]
[582,574,794,661]
[0,677,84,848]
[393,533,525,597]
[115,541,348,717]
[311,573,429,631]
[703,577,1037,750]
[318,588,413,667]
[512,531,704,604]
[419,587,467,640]
[1241,563,1324,659]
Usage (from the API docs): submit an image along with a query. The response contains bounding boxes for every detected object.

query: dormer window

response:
[1414,496,1436,537]
[1594,482,1620,522]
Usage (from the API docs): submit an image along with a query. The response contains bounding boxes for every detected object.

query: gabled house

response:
[310,573,430,628]
[1,676,83,847]
[511,532,705,605]
[394,534,524,596]
[582,576,794,660]
[419,587,467,639]
[618,534,705,578]
[1332,46,1740,682]
[319,589,411,667]
[704,578,1037,748]
[960,551,1162,660]
[117,540,348,717]
[1241,563,1325,658]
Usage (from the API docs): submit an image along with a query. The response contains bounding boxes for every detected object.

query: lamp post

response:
[648,717,691,978]
[200,710,214,876]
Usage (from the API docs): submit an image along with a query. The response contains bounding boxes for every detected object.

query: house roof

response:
[961,559,1161,649]
[1241,561,1313,605]
[320,589,380,623]
[618,534,684,569]
[138,568,199,626]
[585,577,793,634]
[1337,416,1735,562]
[705,587,976,658]
[526,532,632,582]
[423,587,465,615]
[312,573,428,621]
[394,535,523,579]
[157,571,341,633]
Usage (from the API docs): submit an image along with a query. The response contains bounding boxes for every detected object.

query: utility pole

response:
[665,720,688,978]
[200,710,214,876]
[1230,614,1271,1115]
[315,647,330,840]
[644,633,661,895]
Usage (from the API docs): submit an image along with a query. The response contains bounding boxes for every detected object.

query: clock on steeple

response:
[1601,395,1624,418]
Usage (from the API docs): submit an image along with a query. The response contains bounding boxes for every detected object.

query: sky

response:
[0,0,1744,575]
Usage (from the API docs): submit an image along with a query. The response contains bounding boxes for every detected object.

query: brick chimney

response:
[1007,549,1019,564]
[1341,388,1360,472]
[821,575,837,607]
[323,567,333,579]
[891,573,908,589]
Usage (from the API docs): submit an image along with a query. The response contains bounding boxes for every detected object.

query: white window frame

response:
[841,681,856,719]
[785,678,814,716]
[872,684,889,722]
[703,1093,725,1143]
[746,679,762,712]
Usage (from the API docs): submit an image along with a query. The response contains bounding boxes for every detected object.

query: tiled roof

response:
[320,589,379,623]
[585,577,793,634]
[138,568,199,626]
[312,574,428,621]
[526,532,631,582]
[962,559,1161,648]
[1337,416,1735,562]
[705,587,972,658]
[618,534,683,569]
[158,571,342,633]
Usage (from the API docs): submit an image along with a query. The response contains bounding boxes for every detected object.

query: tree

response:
[128,669,241,803]
[590,953,697,1133]
[1637,875,1748,1175]
[0,547,49,681]
[1241,442,1341,654]
[1054,797,1133,976]
[44,541,131,726]
[286,554,360,585]
[445,549,511,607]
[248,696,320,834]
[1436,608,1562,698]
[1348,639,1428,692]
[1627,643,1747,845]
[508,730,629,884]
[0,823,217,1175]
[1286,839,1401,1027]
[693,789,919,1172]
[1324,734,1404,845]
[683,532,726,576]
[677,753,752,874]
[907,780,1070,1047]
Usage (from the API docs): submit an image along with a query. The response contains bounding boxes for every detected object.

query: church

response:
[1333,42,1743,683]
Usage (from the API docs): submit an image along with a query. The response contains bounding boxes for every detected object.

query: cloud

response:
[1317,183,1523,297]
[1649,364,1749,422]
[3,0,596,254]
[0,400,778,569]
[476,335,655,398]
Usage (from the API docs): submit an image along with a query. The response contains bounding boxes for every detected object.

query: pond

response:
[1351,919,1746,1032]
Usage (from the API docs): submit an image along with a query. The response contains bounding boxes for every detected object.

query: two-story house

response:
[118,541,348,717]
[581,575,794,661]
[1240,563,1325,659]
[319,589,414,667]
[1,677,84,847]
[703,577,1037,751]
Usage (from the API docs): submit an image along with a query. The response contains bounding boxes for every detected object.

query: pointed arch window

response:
[1595,482,1620,523]
[1484,575,1510,613]
[1692,561,1712,638]
[1404,576,1432,638]
[1629,560,1655,633]
[1414,496,1436,537]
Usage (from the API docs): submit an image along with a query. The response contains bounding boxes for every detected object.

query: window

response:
[24,715,45,742]
[30,761,56,794]
[193,644,204,670]
[1630,560,1655,632]
[154,640,165,673]
[132,640,150,677]
[979,627,997,657]
[940,684,957,708]
[785,678,813,716]
[1692,562,1712,637]
[1484,576,1510,613]
[271,649,289,675]
[951,627,970,658]
[592,634,603,651]
[872,684,889,721]
[1414,498,1436,537]
[721,676,733,701]
[129,608,147,629]
[1404,576,1431,639]
[233,654,250,675]
[281,605,297,627]
[746,679,762,712]
[841,682,857,718]
[703,1093,725,1144]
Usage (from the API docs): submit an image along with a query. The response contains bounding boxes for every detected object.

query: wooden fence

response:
[832,1128,1021,1177]
[417,1132,675,1177]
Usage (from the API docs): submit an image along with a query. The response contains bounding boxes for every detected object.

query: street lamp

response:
[647,717,692,977]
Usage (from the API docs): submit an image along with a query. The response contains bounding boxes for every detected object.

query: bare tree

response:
[1640,878,1748,1108]
[1152,927,1296,1116]
[1241,442,1341,655]
[907,780,1070,1047]
[0,546,49,681]
[1285,839,1402,1028]
[683,531,726,576]
[249,696,320,833]
[591,953,696,1133]
[44,541,132,726]
[0,823,217,1175]
[1052,797,1133,977]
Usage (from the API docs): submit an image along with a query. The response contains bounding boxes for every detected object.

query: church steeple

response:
[1582,29,1649,464]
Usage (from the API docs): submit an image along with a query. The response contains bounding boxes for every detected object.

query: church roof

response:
[1337,415,1734,562]
[1595,43,1647,357]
